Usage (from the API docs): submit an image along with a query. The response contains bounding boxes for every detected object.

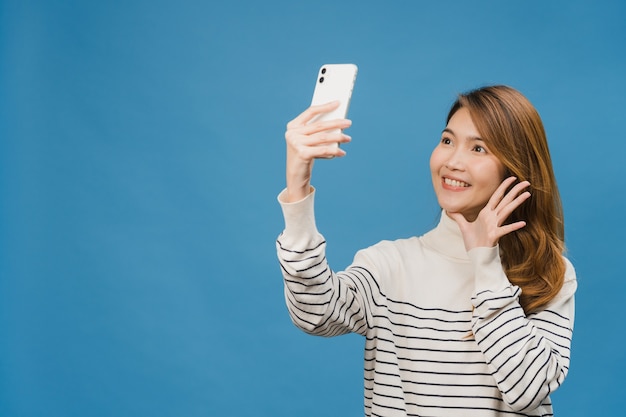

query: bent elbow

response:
[500,370,567,412]
[502,393,547,413]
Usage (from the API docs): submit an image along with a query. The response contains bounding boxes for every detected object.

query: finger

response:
[288,129,351,149]
[489,192,530,228]
[285,118,351,148]
[299,117,352,136]
[287,101,341,129]
[495,181,531,217]
[486,176,518,210]
[297,142,347,160]
[501,191,531,219]
[501,181,531,205]
[495,220,527,239]
[323,145,347,159]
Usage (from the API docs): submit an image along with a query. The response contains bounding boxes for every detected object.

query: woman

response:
[276,85,576,416]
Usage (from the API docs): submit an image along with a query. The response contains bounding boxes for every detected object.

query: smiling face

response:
[430,107,506,221]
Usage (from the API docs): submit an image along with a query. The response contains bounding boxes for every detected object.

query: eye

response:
[472,144,486,153]
[441,136,452,145]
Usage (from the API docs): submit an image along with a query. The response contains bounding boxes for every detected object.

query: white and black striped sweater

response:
[276,189,576,417]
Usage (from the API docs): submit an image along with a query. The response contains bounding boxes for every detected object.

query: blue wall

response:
[1,1,624,415]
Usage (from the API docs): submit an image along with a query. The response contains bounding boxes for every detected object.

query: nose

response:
[445,148,465,171]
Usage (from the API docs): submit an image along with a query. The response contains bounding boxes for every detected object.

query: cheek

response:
[479,160,506,193]
[493,160,507,184]
[429,147,442,174]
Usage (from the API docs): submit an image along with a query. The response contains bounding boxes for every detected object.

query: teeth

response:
[444,178,469,188]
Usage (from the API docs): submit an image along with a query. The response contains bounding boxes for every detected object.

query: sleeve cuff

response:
[277,187,318,239]
[468,245,511,294]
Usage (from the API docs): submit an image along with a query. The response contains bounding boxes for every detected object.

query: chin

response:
[438,202,475,218]
[437,200,465,214]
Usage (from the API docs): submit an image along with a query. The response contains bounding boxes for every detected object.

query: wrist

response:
[284,185,313,203]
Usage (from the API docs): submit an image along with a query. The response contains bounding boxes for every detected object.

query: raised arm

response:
[277,103,373,336]
[283,101,351,202]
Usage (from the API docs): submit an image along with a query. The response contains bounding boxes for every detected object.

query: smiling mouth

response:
[444,178,470,188]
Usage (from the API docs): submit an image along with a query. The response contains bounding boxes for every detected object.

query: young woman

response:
[276,85,576,416]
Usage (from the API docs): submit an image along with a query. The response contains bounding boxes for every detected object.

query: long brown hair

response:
[447,85,565,314]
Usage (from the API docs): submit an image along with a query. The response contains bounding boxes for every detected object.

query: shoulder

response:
[363,236,422,256]
[562,256,576,283]
[545,255,577,307]
[560,255,577,295]
[352,236,423,270]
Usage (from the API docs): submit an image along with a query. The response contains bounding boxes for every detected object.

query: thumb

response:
[446,211,467,226]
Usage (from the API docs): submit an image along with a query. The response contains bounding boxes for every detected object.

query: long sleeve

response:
[276,188,370,337]
[276,205,577,416]
[469,246,577,412]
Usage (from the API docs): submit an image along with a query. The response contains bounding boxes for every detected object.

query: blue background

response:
[1,1,624,416]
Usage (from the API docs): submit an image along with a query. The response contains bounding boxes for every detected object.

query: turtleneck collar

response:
[419,210,469,261]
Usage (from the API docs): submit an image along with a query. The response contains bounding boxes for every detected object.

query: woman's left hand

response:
[448,177,531,251]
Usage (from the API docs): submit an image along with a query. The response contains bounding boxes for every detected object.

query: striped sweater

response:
[276,189,576,417]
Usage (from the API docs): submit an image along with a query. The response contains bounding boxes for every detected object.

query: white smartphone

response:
[309,63,358,148]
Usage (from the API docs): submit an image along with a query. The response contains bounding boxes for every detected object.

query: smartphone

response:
[309,63,358,148]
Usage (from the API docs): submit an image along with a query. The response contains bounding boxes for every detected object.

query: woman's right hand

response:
[283,101,352,203]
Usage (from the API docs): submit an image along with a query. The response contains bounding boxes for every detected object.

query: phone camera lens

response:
[321,68,326,74]
[319,76,324,83]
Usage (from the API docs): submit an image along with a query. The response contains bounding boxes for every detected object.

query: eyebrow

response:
[442,128,484,142]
